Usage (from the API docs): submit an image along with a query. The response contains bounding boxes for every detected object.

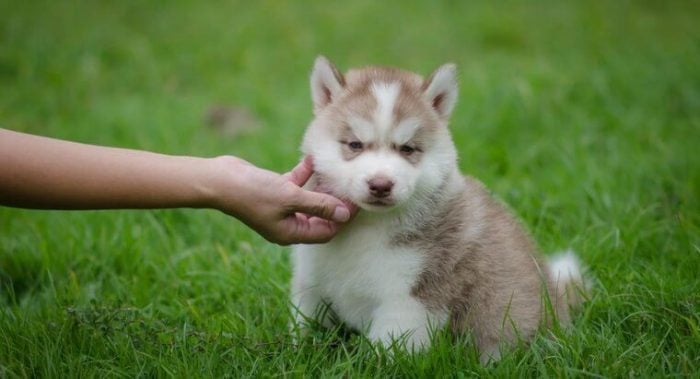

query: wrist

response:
[197,155,249,214]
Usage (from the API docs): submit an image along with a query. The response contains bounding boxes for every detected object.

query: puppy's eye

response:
[399,144,416,155]
[348,141,364,151]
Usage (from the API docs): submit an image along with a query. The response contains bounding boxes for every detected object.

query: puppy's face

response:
[302,57,459,212]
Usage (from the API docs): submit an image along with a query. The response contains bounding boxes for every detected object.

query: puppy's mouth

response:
[361,197,396,210]
[367,199,393,206]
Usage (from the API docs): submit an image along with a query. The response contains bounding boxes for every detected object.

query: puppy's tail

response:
[547,250,588,324]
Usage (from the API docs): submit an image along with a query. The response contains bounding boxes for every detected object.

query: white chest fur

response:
[292,216,446,346]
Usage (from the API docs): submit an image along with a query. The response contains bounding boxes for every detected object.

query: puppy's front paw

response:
[478,344,502,365]
[369,326,431,352]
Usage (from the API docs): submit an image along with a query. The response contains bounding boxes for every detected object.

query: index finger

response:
[284,156,314,186]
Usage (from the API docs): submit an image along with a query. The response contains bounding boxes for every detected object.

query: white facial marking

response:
[392,117,421,145]
[348,116,376,142]
[371,82,400,136]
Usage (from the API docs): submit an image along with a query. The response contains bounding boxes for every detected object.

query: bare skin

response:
[0,128,356,245]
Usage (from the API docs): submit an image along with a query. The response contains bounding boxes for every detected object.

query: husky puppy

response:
[291,56,585,362]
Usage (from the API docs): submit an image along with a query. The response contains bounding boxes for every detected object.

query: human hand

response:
[208,156,357,245]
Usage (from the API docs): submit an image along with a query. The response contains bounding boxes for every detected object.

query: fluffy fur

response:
[291,56,586,363]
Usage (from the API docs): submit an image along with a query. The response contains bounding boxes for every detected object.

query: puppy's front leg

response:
[290,277,335,336]
[368,298,444,352]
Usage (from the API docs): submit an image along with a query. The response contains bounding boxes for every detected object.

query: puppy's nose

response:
[367,177,394,198]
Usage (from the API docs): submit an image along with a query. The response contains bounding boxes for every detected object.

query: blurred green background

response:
[1,0,698,376]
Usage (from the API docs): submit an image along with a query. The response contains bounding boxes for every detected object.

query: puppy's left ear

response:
[310,56,345,114]
[422,63,458,120]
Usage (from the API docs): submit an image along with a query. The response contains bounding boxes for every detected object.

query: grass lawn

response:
[1,0,699,376]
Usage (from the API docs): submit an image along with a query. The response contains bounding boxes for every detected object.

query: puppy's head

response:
[302,56,459,212]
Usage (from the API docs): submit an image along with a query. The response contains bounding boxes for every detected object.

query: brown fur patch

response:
[394,176,566,355]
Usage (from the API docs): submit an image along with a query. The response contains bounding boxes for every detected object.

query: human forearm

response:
[0,129,214,210]
[0,128,355,244]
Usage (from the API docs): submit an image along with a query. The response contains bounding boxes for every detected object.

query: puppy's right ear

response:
[310,56,345,113]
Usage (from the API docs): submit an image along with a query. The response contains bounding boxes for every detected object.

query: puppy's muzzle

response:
[367,176,394,199]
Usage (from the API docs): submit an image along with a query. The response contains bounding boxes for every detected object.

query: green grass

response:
[1,0,699,376]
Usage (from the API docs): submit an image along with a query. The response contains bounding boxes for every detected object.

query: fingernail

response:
[332,206,350,222]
